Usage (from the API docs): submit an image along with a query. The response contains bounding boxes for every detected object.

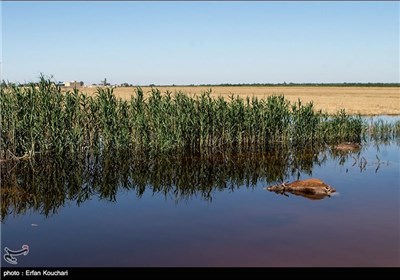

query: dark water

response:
[1,127,399,267]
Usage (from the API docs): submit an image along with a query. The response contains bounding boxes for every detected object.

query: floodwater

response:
[1,118,399,267]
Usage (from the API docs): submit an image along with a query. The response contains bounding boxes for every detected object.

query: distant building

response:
[101,78,110,86]
[64,81,84,87]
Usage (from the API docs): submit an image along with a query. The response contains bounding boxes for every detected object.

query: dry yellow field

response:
[72,86,400,115]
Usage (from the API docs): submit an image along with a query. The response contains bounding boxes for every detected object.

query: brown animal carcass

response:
[333,142,361,152]
[265,178,336,200]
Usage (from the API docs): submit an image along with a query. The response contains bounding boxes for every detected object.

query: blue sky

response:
[1,1,399,85]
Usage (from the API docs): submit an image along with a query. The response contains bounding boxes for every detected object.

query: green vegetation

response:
[1,77,398,220]
[1,77,398,159]
[363,118,400,144]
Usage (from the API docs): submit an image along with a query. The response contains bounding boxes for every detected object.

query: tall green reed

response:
[1,77,396,158]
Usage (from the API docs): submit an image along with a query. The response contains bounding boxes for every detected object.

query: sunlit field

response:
[73,86,400,115]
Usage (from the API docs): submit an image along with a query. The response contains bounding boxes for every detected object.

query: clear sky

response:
[1,1,399,85]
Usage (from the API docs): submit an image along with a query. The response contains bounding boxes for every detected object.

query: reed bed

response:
[1,77,397,159]
[363,118,400,144]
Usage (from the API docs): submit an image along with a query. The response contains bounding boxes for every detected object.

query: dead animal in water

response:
[333,142,361,152]
[265,178,336,200]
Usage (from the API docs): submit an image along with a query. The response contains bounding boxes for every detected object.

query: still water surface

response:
[1,119,399,267]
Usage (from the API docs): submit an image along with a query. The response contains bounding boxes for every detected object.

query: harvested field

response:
[72,86,400,115]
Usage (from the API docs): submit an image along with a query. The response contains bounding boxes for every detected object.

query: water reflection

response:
[2,141,387,222]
